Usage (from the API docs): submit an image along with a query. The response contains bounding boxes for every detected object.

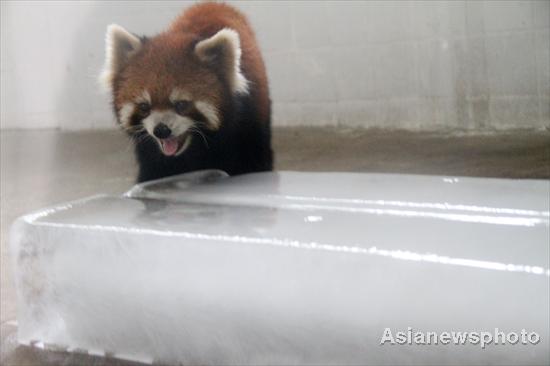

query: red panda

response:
[101,2,273,182]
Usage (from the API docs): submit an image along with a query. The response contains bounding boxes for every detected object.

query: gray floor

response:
[1,127,549,365]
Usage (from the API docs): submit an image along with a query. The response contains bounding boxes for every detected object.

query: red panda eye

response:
[174,100,191,115]
[137,102,151,115]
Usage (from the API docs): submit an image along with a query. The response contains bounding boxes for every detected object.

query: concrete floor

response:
[1,127,549,365]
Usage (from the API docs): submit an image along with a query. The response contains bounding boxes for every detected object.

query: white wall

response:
[1,0,549,130]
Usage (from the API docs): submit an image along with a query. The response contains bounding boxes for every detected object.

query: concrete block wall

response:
[1,1,549,130]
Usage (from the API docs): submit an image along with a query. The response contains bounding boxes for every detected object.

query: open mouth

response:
[158,132,190,157]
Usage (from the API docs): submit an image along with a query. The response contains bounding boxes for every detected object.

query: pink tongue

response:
[161,138,179,156]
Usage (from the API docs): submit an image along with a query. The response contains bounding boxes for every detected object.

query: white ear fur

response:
[100,24,142,91]
[195,28,249,95]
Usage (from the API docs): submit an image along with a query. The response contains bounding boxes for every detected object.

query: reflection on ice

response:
[11,171,550,365]
[25,218,550,277]
[285,203,547,227]
[276,195,549,217]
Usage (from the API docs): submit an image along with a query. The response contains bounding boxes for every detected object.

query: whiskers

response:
[132,132,154,146]
[121,124,152,146]
[189,126,210,149]
[121,123,145,135]
[121,123,212,152]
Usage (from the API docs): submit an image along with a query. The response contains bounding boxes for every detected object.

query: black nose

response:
[153,123,172,139]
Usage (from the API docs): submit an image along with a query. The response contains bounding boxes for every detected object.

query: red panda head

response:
[101,24,248,156]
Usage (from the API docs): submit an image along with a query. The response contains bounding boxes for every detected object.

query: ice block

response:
[10,170,550,365]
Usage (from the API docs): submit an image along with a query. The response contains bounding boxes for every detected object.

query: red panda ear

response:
[195,28,249,95]
[100,24,143,92]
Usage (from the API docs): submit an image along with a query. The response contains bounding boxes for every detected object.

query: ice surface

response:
[10,170,550,365]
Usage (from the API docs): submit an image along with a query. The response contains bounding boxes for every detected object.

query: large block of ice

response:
[10,171,550,365]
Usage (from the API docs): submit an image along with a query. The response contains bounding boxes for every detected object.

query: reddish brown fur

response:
[110,2,273,182]
[114,32,225,116]
[114,2,269,123]
[169,2,270,122]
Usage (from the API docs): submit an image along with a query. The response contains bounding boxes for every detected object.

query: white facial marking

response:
[178,137,192,154]
[195,28,249,95]
[135,90,151,104]
[169,88,220,130]
[195,101,220,130]
[142,110,194,155]
[169,88,192,103]
[118,103,134,127]
[143,110,193,137]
